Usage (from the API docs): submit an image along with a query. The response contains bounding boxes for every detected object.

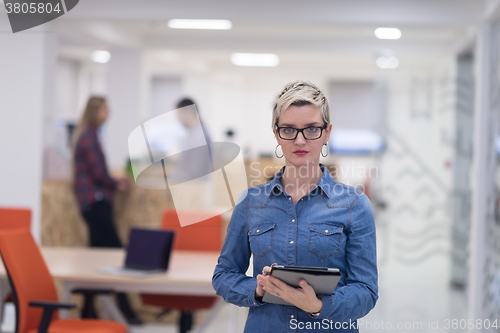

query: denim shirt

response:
[212,164,378,333]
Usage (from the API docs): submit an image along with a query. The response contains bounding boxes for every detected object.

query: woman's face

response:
[97,102,109,125]
[274,104,331,168]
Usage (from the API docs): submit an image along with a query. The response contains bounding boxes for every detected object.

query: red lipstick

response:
[293,150,308,156]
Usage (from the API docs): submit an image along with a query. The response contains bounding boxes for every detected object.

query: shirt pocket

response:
[248,222,277,258]
[308,223,343,258]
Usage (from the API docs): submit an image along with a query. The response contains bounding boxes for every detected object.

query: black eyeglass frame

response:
[274,123,328,141]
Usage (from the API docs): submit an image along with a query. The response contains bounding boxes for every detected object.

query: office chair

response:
[0,208,30,328]
[0,207,127,333]
[0,208,31,230]
[141,210,223,333]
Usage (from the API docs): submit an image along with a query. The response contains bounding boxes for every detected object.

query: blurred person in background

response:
[172,97,213,181]
[71,96,141,325]
[168,97,215,210]
[213,81,378,332]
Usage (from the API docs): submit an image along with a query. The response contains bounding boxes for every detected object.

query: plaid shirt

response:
[73,127,116,212]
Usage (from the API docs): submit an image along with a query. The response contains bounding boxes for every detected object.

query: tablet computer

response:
[262,265,341,306]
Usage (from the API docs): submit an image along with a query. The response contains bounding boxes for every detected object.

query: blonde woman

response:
[212,81,378,332]
[72,96,140,324]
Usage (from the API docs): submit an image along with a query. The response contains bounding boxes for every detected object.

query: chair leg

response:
[179,311,194,333]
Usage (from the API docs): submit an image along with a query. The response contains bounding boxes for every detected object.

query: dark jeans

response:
[82,200,122,248]
[81,200,137,319]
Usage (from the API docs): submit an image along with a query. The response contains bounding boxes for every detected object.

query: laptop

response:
[97,228,175,277]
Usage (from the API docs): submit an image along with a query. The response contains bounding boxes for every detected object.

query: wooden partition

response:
[41,181,173,246]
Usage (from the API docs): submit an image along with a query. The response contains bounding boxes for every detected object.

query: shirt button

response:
[290,240,294,244]
[291,219,295,223]
[288,197,292,200]
[290,315,295,319]
[324,230,328,233]
[301,198,304,201]
[256,230,260,233]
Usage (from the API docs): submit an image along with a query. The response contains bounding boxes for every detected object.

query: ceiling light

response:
[91,50,111,64]
[376,56,399,69]
[374,28,401,40]
[231,53,280,67]
[168,19,232,30]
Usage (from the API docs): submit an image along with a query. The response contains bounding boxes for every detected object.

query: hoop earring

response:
[321,143,329,157]
[275,144,284,158]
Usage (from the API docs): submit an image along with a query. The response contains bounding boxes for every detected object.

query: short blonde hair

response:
[272,80,330,127]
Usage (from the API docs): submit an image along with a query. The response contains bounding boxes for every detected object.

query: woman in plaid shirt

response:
[72,96,140,324]
[72,96,128,246]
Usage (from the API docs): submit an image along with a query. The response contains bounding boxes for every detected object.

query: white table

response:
[0,247,236,333]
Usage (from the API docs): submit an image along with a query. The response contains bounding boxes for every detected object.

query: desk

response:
[43,247,218,294]
[0,247,234,333]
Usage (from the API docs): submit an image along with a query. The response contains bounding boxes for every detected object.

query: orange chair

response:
[0,207,127,333]
[141,210,223,333]
[0,208,31,327]
[0,207,31,231]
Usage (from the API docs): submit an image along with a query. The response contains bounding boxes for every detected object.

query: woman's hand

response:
[116,177,131,191]
[255,265,273,297]
[257,272,322,314]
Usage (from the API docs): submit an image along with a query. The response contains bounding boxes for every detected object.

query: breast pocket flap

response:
[309,224,343,236]
[248,223,277,236]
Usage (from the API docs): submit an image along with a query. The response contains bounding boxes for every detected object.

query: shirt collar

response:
[269,163,334,198]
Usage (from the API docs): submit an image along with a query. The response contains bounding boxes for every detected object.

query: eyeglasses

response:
[275,123,327,140]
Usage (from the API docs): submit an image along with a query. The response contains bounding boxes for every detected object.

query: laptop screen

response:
[124,228,175,271]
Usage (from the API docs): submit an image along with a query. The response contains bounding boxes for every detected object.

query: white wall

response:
[329,81,382,131]
[56,59,79,120]
[105,50,146,169]
[0,19,56,240]
[150,77,182,118]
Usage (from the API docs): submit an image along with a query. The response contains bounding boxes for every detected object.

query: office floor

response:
[130,304,250,333]
[361,259,468,333]
[0,302,250,333]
